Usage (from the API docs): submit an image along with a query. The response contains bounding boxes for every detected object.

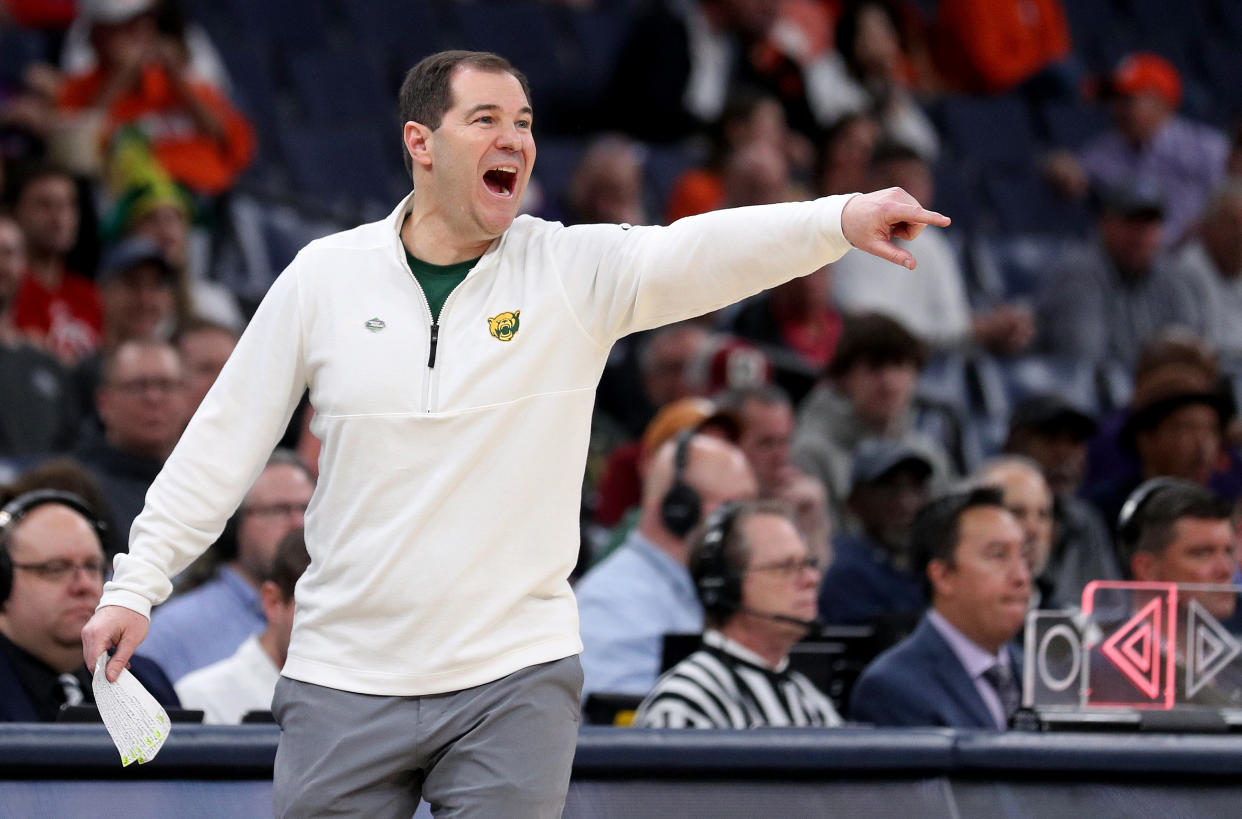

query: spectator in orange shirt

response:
[934,0,1074,96]
[56,0,254,196]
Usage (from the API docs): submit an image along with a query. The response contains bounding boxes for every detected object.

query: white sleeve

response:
[101,258,309,617]
[548,196,856,347]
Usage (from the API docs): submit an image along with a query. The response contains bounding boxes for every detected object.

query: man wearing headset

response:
[0,489,177,722]
[1090,478,1240,707]
[634,499,841,728]
[577,432,757,698]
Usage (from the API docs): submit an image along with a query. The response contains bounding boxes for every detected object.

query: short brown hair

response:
[397,50,531,175]
[826,312,927,380]
[266,527,311,602]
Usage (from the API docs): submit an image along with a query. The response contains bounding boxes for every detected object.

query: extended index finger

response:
[887,202,951,228]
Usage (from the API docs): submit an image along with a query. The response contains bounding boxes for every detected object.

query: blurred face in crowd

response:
[0,217,25,310]
[849,462,930,555]
[1131,517,1237,621]
[725,98,786,151]
[237,464,314,586]
[852,3,902,78]
[983,461,1054,578]
[839,358,919,432]
[724,141,790,207]
[133,204,191,268]
[15,174,79,259]
[102,262,175,343]
[1008,427,1088,498]
[737,397,794,497]
[818,116,880,196]
[735,513,821,639]
[1113,92,1172,146]
[929,506,1030,654]
[0,505,106,672]
[1136,404,1221,485]
[260,579,298,667]
[90,11,158,71]
[1201,192,1242,278]
[569,139,645,226]
[721,0,780,37]
[642,325,710,408]
[96,342,186,460]
[178,325,238,417]
[1100,213,1162,277]
[871,157,934,211]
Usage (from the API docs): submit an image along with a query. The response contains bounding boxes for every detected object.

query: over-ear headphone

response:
[1116,477,1195,550]
[660,430,702,539]
[0,489,108,604]
[694,500,744,620]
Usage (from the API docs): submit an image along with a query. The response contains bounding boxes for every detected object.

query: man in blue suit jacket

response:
[849,486,1031,729]
[0,489,179,722]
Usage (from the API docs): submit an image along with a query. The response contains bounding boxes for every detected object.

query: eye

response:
[474,115,494,125]
[517,119,532,129]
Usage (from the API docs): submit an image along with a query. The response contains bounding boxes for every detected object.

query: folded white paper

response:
[92,652,171,766]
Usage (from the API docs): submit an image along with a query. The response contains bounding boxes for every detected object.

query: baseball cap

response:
[1111,52,1182,109]
[1122,363,1234,444]
[1094,179,1165,220]
[850,438,935,489]
[82,0,155,24]
[98,236,176,285]
[1008,395,1097,441]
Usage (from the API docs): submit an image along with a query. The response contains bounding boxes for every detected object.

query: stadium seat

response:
[1038,100,1112,150]
[288,51,393,126]
[1001,355,1100,415]
[442,0,566,98]
[278,124,399,209]
[969,234,1078,301]
[339,0,444,71]
[213,0,330,54]
[980,167,1089,237]
[936,96,1036,169]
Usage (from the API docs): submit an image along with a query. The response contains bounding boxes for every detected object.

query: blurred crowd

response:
[3,0,1242,727]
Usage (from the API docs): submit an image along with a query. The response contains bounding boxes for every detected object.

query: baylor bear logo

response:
[487,310,520,342]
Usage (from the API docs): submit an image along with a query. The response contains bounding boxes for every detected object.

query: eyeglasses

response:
[11,558,107,583]
[109,377,183,396]
[243,502,309,519]
[745,556,822,578]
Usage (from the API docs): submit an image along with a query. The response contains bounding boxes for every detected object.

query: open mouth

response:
[483,166,518,197]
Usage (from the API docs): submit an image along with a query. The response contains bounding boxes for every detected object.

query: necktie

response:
[59,673,85,707]
[982,660,1020,727]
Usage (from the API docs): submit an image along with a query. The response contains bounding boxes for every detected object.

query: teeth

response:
[489,165,518,173]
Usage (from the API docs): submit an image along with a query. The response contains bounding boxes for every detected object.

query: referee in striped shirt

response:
[634,500,842,729]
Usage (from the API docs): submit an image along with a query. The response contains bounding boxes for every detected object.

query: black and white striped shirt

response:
[633,630,843,729]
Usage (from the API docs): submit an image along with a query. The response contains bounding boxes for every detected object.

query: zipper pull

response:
[428,322,439,368]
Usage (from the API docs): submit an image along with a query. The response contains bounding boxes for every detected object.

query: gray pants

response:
[272,656,583,818]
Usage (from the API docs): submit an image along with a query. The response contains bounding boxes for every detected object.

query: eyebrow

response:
[464,103,534,119]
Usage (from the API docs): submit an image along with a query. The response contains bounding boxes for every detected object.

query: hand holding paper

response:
[92,651,170,766]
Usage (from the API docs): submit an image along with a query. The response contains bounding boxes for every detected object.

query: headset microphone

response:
[739,607,823,632]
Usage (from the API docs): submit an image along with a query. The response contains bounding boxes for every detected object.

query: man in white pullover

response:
[82,49,949,817]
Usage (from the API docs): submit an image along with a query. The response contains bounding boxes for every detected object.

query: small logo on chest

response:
[487,310,520,342]
[364,317,386,333]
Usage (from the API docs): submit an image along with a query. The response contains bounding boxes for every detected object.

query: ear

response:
[259,580,283,622]
[1130,550,1156,582]
[927,558,953,599]
[404,121,433,171]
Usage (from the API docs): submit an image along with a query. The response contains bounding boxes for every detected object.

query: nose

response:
[495,123,523,151]
[69,564,104,593]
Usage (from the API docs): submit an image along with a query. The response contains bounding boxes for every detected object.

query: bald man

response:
[576,433,758,697]
[979,455,1121,609]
